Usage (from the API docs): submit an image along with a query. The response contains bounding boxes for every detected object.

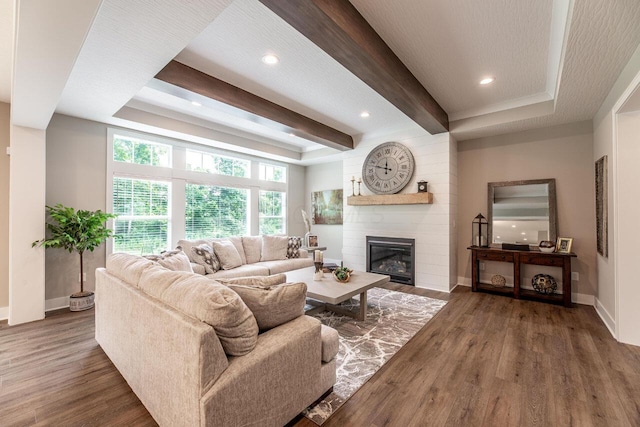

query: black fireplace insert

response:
[366,236,415,285]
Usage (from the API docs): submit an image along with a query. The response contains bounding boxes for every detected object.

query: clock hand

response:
[385,159,388,174]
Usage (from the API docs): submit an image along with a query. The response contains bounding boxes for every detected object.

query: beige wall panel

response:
[457,120,597,299]
[45,114,108,301]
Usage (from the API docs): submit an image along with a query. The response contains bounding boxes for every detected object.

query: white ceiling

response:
[0,0,13,103]
[6,0,640,163]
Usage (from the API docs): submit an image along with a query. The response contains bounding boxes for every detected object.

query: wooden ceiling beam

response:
[259,0,449,134]
[155,60,354,151]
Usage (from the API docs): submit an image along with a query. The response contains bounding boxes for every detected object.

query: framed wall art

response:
[312,189,343,225]
[595,155,608,257]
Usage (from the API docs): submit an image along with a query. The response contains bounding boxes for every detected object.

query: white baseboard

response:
[572,293,594,306]
[45,296,69,312]
[0,306,8,321]
[595,298,616,338]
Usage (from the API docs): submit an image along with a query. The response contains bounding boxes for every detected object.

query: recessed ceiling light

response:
[288,133,295,137]
[480,77,495,85]
[191,101,202,107]
[523,238,528,241]
[521,232,526,235]
[360,111,370,118]
[262,54,279,65]
[511,225,516,228]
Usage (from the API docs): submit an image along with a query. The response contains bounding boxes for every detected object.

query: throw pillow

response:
[176,239,212,263]
[224,281,307,330]
[211,240,243,270]
[286,236,303,259]
[216,274,287,289]
[242,236,263,264]
[228,236,248,265]
[190,244,221,274]
[144,249,193,273]
[260,235,289,262]
[159,273,259,356]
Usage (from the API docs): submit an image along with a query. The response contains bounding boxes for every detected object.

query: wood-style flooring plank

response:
[2,286,640,427]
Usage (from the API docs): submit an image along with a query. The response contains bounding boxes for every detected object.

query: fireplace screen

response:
[366,236,415,285]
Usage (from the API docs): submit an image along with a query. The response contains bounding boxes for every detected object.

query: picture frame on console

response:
[308,234,318,247]
[556,237,573,254]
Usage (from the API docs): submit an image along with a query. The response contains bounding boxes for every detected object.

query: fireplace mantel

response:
[347,193,432,206]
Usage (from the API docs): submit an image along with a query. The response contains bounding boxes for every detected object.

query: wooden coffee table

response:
[285,267,390,320]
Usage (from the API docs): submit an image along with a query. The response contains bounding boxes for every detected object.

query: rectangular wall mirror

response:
[487,179,557,247]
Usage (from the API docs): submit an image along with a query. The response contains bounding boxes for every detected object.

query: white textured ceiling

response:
[5,0,640,160]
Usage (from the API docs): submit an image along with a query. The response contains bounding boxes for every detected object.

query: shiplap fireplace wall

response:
[342,129,457,292]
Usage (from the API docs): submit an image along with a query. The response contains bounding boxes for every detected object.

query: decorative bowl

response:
[532,273,557,294]
[332,268,352,283]
[539,240,555,253]
[490,274,506,287]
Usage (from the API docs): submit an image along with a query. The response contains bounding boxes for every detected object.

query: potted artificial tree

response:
[33,204,117,311]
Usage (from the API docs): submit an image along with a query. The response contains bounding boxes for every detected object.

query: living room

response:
[2,0,640,426]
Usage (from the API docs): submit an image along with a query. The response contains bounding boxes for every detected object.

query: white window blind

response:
[185,183,249,239]
[113,177,170,254]
[259,190,286,235]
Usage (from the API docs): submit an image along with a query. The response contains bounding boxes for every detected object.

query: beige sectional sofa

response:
[95,252,338,427]
[177,235,314,278]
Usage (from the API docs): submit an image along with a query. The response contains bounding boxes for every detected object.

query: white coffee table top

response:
[285,266,390,305]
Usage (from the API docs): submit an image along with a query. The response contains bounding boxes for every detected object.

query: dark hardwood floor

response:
[2,285,639,427]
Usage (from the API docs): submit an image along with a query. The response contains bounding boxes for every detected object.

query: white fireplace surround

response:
[342,129,457,293]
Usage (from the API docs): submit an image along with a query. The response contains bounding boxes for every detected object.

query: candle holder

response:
[350,177,356,197]
[314,262,324,280]
[356,178,362,196]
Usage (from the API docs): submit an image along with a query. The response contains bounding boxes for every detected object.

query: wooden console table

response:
[468,246,577,307]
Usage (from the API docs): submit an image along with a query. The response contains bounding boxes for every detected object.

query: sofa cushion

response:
[191,262,206,275]
[216,274,287,289]
[205,264,271,279]
[242,236,263,264]
[191,244,221,274]
[145,249,193,273]
[106,253,157,287]
[214,236,247,265]
[286,236,303,259]
[255,258,314,275]
[158,272,259,356]
[223,281,307,330]
[211,240,243,270]
[320,325,339,363]
[260,235,289,261]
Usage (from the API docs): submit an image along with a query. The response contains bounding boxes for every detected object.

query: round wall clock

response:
[362,141,415,195]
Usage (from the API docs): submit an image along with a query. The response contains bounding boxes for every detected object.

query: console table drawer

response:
[519,253,564,267]
[476,251,514,262]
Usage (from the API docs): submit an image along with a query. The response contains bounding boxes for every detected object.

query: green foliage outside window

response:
[186,184,248,239]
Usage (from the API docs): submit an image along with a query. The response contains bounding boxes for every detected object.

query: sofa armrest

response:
[200,315,325,427]
[299,248,309,258]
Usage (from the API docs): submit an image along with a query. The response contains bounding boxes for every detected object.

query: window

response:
[112,177,170,254]
[185,184,249,239]
[186,150,249,178]
[113,134,171,167]
[259,191,286,235]
[259,163,286,183]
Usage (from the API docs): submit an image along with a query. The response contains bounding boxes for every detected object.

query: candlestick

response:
[356,178,362,196]
[350,176,355,197]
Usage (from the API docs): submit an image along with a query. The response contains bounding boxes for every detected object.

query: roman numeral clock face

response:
[362,142,415,195]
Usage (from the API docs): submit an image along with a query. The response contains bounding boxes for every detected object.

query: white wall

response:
[342,128,457,292]
[9,125,46,324]
[616,110,640,345]
[305,161,343,261]
[593,44,640,337]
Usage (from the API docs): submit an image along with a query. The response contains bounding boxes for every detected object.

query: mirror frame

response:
[487,178,558,247]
